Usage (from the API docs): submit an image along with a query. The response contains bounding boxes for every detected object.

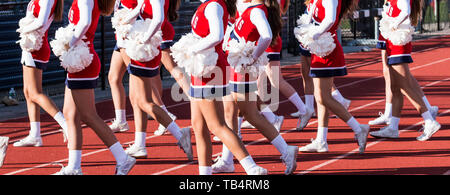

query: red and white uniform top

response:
[140,0,169,19]
[229,4,271,83]
[68,0,100,48]
[121,0,139,9]
[190,0,230,87]
[308,0,346,69]
[386,0,412,18]
[24,0,58,63]
[67,0,101,80]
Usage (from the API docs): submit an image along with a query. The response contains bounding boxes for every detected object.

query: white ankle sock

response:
[167,121,182,141]
[29,122,41,138]
[332,89,345,104]
[115,109,127,123]
[109,142,128,165]
[346,117,361,134]
[422,96,432,111]
[261,107,276,124]
[389,117,400,130]
[239,155,257,173]
[305,95,315,111]
[67,150,82,170]
[288,93,306,115]
[316,126,328,143]
[421,111,433,124]
[270,135,288,156]
[53,111,68,131]
[221,144,234,164]
[384,103,392,118]
[134,132,146,147]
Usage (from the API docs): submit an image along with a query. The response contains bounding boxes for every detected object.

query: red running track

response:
[1,35,450,175]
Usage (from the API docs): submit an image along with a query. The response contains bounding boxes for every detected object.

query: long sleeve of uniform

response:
[142,0,164,43]
[392,0,411,28]
[69,0,93,47]
[22,0,54,33]
[122,0,145,24]
[313,0,338,39]
[190,2,224,53]
[250,8,272,60]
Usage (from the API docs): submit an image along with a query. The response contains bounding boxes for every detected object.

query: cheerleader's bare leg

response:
[108,50,129,132]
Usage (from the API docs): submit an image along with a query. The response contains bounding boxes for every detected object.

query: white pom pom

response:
[16,15,44,52]
[170,33,218,77]
[124,18,162,62]
[111,9,134,41]
[294,25,336,58]
[379,6,414,46]
[226,39,267,77]
[50,24,93,73]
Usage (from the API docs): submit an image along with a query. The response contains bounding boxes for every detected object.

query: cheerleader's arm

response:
[391,0,411,29]
[122,0,145,24]
[190,2,224,53]
[250,8,272,60]
[141,0,164,43]
[21,0,54,33]
[312,0,338,40]
[69,0,93,48]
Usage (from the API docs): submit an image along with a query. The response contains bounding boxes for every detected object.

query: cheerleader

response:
[13,0,68,147]
[185,0,266,175]
[252,0,313,131]
[119,0,193,160]
[297,0,369,154]
[368,0,438,127]
[214,0,298,175]
[107,0,141,133]
[291,0,351,120]
[53,0,136,175]
[369,0,440,141]
[151,0,186,136]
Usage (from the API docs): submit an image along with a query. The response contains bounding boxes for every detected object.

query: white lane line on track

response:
[4,50,450,175]
[154,76,450,175]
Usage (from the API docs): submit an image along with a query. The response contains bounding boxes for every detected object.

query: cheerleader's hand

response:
[312,32,322,41]
[389,22,399,31]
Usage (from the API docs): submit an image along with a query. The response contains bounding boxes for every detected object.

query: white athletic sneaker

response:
[355,124,370,154]
[299,138,329,153]
[177,127,193,161]
[154,112,177,136]
[417,120,441,141]
[109,120,129,133]
[369,126,399,138]
[368,112,390,125]
[291,109,316,118]
[52,166,83,175]
[297,108,314,131]
[212,156,235,173]
[246,165,268,175]
[272,115,284,132]
[125,144,148,159]
[430,106,439,119]
[13,136,42,147]
[241,120,255,129]
[0,136,9,167]
[115,155,136,175]
[281,145,298,175]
